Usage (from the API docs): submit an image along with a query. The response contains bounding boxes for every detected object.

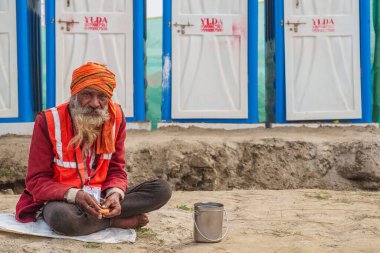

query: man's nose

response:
[89,96,101,108]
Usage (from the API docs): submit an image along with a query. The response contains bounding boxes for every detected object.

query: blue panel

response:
[45,0,55,109]
[16,0,33,122]
[0,0,41,123]
[247,0,259,123]
[161,0,172,122]
[128,0,146,122]
[274,0,286,123]
[358,0,372,123]
[161,0,259,123]
[271,0,371,123]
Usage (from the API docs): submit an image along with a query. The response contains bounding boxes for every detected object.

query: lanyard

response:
[74,145,100,187]
[84,148,93,179]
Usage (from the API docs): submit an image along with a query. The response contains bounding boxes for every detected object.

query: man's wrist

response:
[64,188,81,204]
[105,188,125,200]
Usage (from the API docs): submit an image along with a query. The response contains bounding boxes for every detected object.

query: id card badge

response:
[83,185,101,203]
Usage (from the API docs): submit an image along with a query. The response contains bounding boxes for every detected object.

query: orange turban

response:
[71,62,116,97]
[71,62,117,155]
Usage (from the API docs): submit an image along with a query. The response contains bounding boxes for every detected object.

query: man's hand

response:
[75,190,102,219]
[101,192,122,218]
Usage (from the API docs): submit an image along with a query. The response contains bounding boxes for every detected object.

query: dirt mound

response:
[126,131,380,191]
[1,126,380,193]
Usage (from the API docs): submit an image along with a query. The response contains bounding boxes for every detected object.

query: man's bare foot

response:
[110,213,149,229]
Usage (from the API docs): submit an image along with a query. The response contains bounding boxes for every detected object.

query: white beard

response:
[68,96,110,152]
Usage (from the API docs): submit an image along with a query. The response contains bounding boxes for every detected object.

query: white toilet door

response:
[55,0,134,117]
[0,0,18,117]
[171,0,248,119]
[284,0,362,120]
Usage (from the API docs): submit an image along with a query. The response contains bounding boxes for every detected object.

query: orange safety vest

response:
[43,102,123,189]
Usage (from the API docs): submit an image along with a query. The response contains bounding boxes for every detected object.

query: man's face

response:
[69,86,110,149]
[76,87,109,115]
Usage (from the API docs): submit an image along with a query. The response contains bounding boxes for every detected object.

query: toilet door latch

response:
[286,20,306,32]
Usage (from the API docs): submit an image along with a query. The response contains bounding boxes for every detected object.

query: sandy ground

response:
[0,189,379,253]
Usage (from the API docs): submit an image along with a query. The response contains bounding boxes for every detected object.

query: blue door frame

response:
[265,0,372,123]
[45,0,146,122]
[161,0,259,123]
[0,0,41,123]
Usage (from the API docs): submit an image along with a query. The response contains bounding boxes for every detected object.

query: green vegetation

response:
[176,204,193,212]
[136,227,151,234]
[137,227,158,240]
[136,227,165,246]
[0,169,13,178]
[304,191,332,200]
[353,214,380,221]
[335,198,353,204]
[83,242,101,249]
[359,191,377,197]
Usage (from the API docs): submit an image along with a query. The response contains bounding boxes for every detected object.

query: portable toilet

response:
[0,0,42,127]
[161,0,259,125]
[45,0,146,124]
[265,0,371,123]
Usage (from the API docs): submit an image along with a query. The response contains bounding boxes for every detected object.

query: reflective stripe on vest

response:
[53,157,77,169]
[51,107,64,162]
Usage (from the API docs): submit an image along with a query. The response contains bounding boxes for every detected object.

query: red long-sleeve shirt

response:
[16,112,128,222]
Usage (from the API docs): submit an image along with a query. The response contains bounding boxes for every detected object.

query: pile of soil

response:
[0,126,379,193]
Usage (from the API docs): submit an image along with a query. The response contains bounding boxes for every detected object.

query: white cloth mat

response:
[0,213,136,243]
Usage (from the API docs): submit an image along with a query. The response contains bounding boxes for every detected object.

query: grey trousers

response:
[43,179,172,236]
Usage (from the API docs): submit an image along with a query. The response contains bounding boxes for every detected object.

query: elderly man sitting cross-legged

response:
[15,62,171,236]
